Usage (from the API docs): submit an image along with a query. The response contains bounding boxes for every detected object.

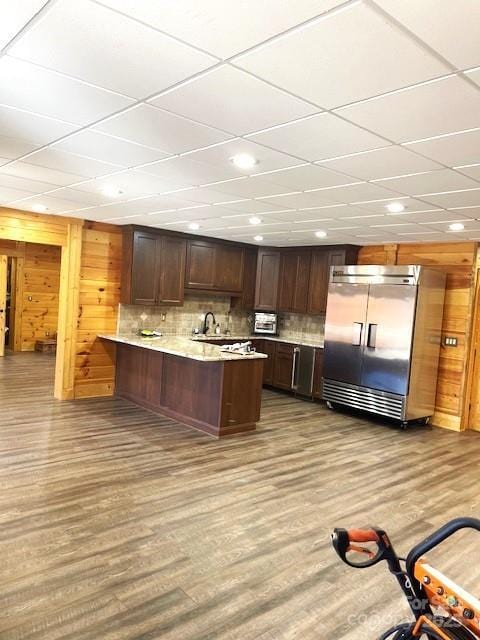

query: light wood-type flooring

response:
[1,352,480,640]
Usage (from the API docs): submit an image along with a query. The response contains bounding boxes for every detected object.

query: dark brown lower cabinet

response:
[260,340,276,385]
[114,343,263,437]
[273,342,295,390]
[312,348,324,399]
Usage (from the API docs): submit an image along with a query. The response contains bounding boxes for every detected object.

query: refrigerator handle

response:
[352,322,364,346]
[367,323,378,348]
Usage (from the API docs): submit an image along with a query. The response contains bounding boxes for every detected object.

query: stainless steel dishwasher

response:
[292,345,315,397]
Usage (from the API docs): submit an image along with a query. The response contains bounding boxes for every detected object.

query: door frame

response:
[464,262,480,431]
[0,255,7,357]
[0,212,83,400]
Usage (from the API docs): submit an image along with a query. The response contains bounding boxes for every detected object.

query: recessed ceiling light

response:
[32,204,48,213]
[249,215,262,225]
[315,230,327,238]
[188,222,200,230]
[254,235,263,242]
[386,202,406,214]
[231,153,258,170]
[101,185,124,198]
[449,222,465,232]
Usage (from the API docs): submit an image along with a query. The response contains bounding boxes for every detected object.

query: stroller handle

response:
[406,517,480,578]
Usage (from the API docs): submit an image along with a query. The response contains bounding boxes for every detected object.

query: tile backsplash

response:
[117,295,251,336]
[117,295,325,342]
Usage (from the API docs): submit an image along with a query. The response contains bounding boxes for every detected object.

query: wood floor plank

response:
[1,351,480,639]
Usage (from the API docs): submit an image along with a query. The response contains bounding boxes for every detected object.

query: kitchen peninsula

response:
[100,335,266,437]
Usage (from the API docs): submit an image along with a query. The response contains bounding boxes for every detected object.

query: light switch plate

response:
[443,336,458,347]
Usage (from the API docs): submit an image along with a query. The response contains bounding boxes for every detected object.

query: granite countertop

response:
[192,334,325,349]
[99,334,268,362]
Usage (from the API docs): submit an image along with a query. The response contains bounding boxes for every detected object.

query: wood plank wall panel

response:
[358,242,476,430]
[74,221,122,399]
[20,243,61,351]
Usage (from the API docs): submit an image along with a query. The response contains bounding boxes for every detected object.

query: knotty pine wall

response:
[20,243,61,350]
[74,221,122,399]
[358,242,477,431]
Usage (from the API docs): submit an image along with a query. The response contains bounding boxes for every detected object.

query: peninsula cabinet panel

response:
[185,240,216,290]
[279,250,311,313]
[115,344,147,400]
[254,248,280,311]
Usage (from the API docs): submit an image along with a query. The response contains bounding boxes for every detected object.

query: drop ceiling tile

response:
[375,169,480,196]
[0,185,38,204]
[44,187,115,207]
[186,139,302,175]
[72,171,183,200]
[0,105,77,148]
[24,148,122,180]
[466,68,480,88]
[354,197,438,214]
[8,193,89,212]
[269,206,342,222]
[0,160,86,187]
[257,191,339,210]
[95,0,341,59]
[0,56,134,125]
[216,199,293,214]
[94,104,231,154]
[320,145,443,180]
[0,170,57,194]
[376,0,480,70]
[0,136,39,160]
[420,188,480,209]
[200,176,292,199]
[404,129,480,167]
[236,2,449,109]
[318,181,400,204]
[248,113,387,162]
[10,0,216,99]
[254,164,358,191]
[151,66,318,135]
[421,220,480,233]
[0,0,48,49]
[53,130,171,168]
[384,210,472,224]
[170,187,256,206]
[447,206,480,218]
[338,76,480,143]
[454,165,480,181]
[140,156,240,186]
[79,194,202,219]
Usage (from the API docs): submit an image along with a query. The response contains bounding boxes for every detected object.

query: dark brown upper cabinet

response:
[185,239,244,294]
[307,245,359,315]
[121,228,186,306]
[232,247,257,310]
[278,250,311,313]
[254,248,280,311]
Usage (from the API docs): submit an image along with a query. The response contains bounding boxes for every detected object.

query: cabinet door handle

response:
[291,347,300,389]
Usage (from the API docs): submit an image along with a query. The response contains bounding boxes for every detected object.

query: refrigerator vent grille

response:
[323,379,405,420]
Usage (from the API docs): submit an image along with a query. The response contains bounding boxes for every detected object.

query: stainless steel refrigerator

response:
[322,265,446,426]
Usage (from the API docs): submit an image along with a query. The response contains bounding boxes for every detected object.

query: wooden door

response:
[261,339,276,385]
[131,231,160,305]
[158,236,186,304]
[273,342,295,390]
[215,245,244,292]
[0,255,6,357]
[185,240,216,289]
[254,249,280,311]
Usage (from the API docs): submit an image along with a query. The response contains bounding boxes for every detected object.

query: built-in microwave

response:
[254,312,278,335]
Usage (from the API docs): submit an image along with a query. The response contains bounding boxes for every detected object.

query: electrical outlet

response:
[443,336,458,347]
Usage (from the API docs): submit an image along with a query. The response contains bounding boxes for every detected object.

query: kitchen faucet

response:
[202,312,216,334]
